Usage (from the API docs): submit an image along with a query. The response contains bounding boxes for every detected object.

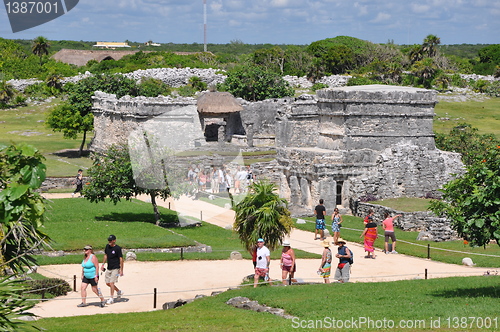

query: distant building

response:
[145,41,161,46]
[93,42,131,48]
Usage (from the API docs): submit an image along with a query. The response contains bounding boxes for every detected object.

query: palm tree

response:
[0,81,15,104]
[31,36,50,66]
[422,34,441,58]
[232,180,294,252]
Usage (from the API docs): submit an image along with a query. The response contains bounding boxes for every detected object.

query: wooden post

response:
[168,202,171,209]
[425,268,428,280]
[73,275,76,292]
[153,288,157,309]
[200,211,203,221]
[181,247,184,260]
[427,244,430,259]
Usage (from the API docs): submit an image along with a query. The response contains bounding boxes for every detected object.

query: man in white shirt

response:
[254,238,271,287]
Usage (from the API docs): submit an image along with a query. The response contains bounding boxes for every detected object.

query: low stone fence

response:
[41,177,89,191]
[352,201,457,242]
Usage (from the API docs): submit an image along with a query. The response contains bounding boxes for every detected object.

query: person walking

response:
[314,199,326,240]
[331,208,343,244]
[334,238,352,283]
[364,209,374,225]
[361,219,378,259]
[280,241,296,285]
[78,245,105,308]
[101,234,124,304]
[318,239,332,283]
[382,212,402,254]
[253,238,270,288]
[72,169,83,197]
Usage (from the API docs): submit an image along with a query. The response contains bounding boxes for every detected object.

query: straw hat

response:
[282,241,291,247]
[335,238,347,244]
[321,239,330,247]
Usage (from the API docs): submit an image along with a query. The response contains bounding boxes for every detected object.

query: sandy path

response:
[30,193,490,318]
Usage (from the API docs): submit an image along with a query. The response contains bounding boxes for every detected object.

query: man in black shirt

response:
[101,234,124,304]
[314,199,326,240]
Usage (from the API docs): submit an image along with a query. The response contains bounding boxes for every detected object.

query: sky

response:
[1,0,499,46]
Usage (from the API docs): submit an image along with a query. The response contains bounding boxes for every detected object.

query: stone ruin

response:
[90,85,464,216]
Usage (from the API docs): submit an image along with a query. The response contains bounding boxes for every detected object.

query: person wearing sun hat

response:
[280,240,296,285]
[318,239,332,283]
[253,238,271,287]
[334,238,352,283]
[78,245,106,308]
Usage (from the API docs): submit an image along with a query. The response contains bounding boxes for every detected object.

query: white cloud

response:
[370,12,391,23]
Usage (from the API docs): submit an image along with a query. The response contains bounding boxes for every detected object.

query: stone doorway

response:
[336,181,343,206]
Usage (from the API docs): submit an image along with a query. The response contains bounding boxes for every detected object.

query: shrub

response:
[311,83,328,91]
[347,76,379,86]
[177,85,196,97]
[27,278,72,297]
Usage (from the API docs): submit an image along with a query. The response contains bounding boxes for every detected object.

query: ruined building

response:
[90,85,463,214]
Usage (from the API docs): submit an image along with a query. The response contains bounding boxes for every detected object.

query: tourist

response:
[101,235,124,304]
[334,238,352,283]
[331,208,343,244]
[318,239,332,283]
[364,209,374,225]
[361,218,378,259]
[253,238,270,288]
[235,166,248,194]
[198,169,207,191]
[78,245,105,308]
[280,241,296,285]
[382,212,402,254]
[211,166,219,193]
[72,169,83,197]
[314,199,326,240]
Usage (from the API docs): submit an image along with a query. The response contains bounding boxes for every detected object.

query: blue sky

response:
[1,0,499,45]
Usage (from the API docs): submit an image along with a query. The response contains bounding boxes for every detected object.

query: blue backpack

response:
[338,246,354,265]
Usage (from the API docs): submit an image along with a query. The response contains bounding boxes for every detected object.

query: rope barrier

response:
[301,219,500,258]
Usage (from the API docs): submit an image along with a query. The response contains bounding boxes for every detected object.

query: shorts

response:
[334,262,350,282]
[385,231,397,242]
[316,219,326,230]
[82,276,98,286]
[254,267,269,277]
[282,264,296,273]
[105,268,120,284]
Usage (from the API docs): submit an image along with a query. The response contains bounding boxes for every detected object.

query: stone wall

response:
[274,85,464,214]
[353,202,458,242]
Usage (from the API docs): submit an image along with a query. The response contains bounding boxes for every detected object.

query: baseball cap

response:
[108,234,117,241]
[257,238,264,242]
[83,245,92,250]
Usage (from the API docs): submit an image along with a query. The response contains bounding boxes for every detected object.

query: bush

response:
[27,278,72,297]
[137,77,171,97]
[347,76,379,86]
[359,194,378,202]
[177,85,196,97]
[311,83,328,91]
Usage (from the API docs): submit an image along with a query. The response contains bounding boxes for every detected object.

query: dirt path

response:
[30,193,490,318]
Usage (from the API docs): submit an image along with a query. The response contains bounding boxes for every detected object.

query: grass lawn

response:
[36,198,320,265]
[0,99,92,176]
[434,98,500,137]
[368,197,432,212]
[34,275,500,331]
[294,216,500,268]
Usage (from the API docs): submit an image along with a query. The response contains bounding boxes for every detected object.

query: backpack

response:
[339,246,354,265]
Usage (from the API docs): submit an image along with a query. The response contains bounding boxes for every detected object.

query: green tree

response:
[429,145,500,247]
[83,144,178,225]
[411,58,438,88]
[46,74,138,156]
[422,34,441,58]
[220,66,294,101]
[435,123,500,166]
[0,143,49,330]
[251,46,286,74]
[0,81,16,105]
[232,181,293,251]
[31,36,50,66]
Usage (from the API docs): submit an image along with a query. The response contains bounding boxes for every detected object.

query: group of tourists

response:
[187,164,254,194]
[78,235,124,308]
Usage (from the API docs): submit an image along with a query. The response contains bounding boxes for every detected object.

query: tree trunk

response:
[78,131,87,157]
[150,192,161,225]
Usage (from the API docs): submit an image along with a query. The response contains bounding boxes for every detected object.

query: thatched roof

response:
[197,92,243,115]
